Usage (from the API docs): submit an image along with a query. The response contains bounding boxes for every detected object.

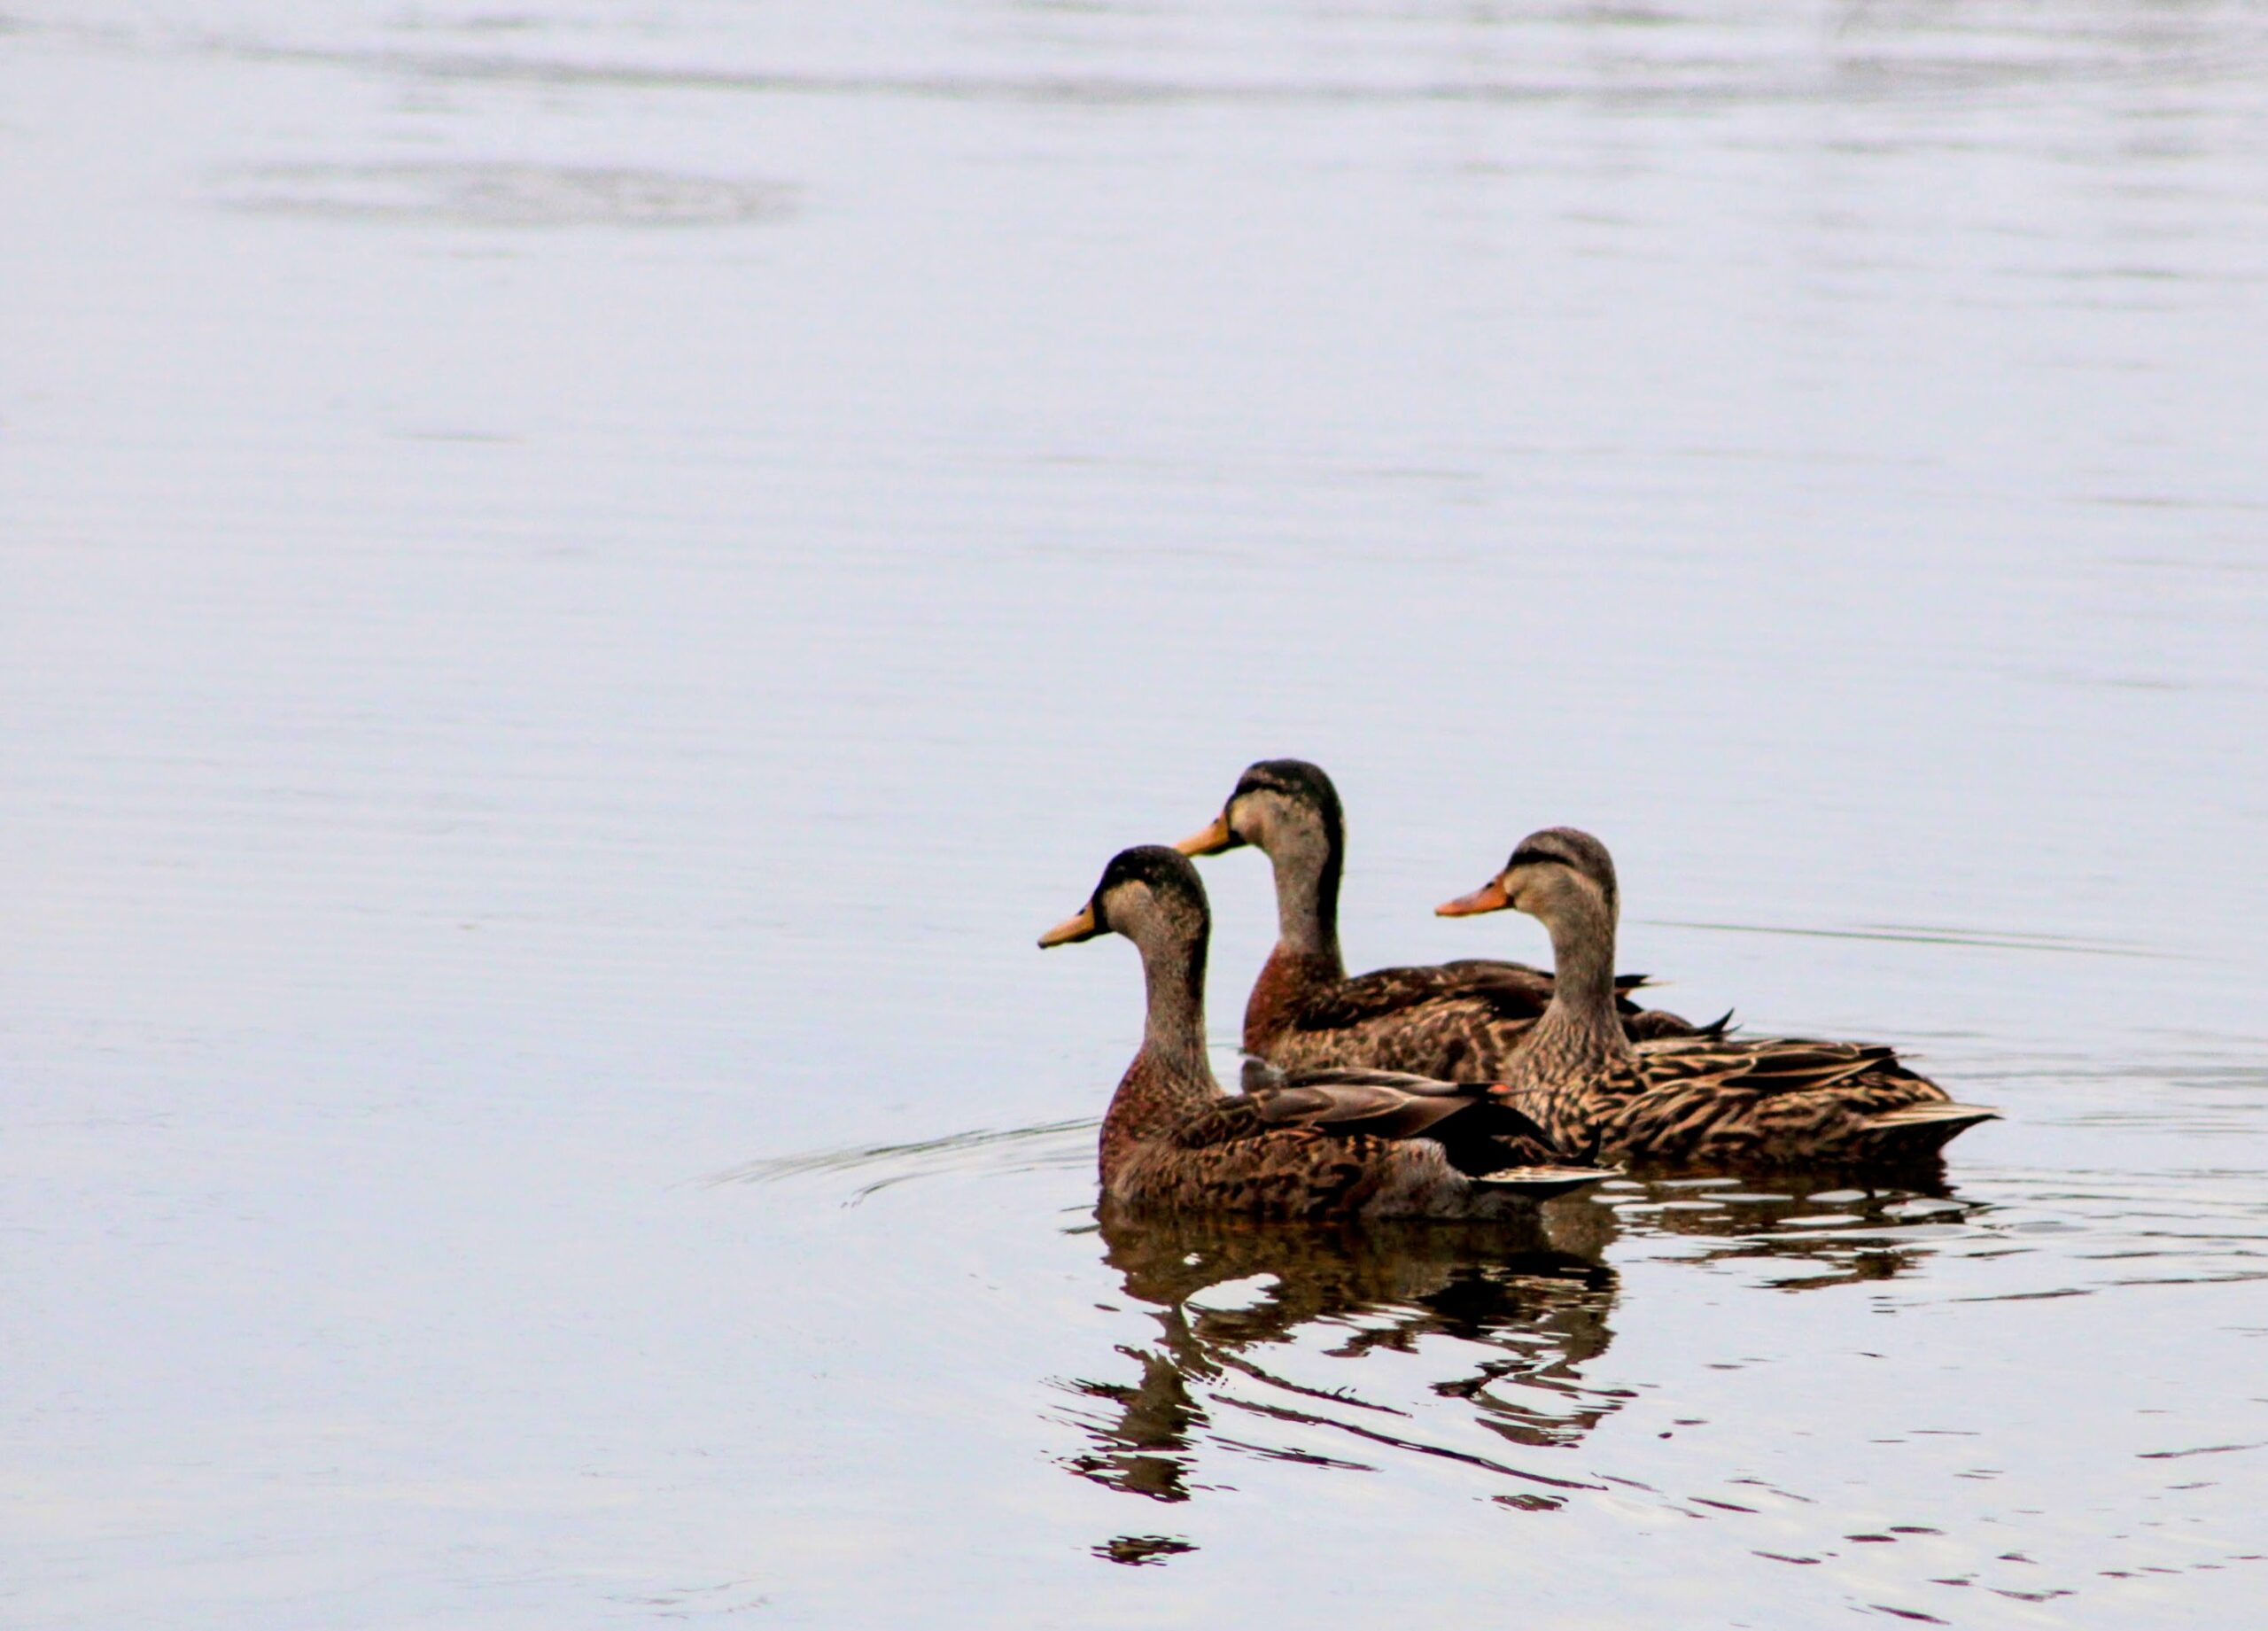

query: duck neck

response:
[1134,926,1212,1081]
[1102,927,1218,1176]
[1265,824,1345,974]
[1103,919,1217,1163]
[1522,892,1632,1074]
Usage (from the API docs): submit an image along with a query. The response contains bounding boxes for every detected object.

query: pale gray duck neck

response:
[1266,818,1346,974]
[1512,886,1634,1088]
[1127,910,1216,1094]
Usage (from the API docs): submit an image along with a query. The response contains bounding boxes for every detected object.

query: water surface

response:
[3,2,2264,1626]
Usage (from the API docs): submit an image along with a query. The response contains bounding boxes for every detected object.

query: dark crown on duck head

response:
[1232,758,1343,832]
[1091,844,1211,934]
[1505,827,1619,915]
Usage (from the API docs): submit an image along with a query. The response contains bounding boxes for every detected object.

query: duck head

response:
[1172,757,1342,868]
[1437,826,1619,930]
[1039,843,1213,957]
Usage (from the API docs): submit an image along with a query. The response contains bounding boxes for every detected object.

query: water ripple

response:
[707,1116,1095,1201]
[214,161,794,229]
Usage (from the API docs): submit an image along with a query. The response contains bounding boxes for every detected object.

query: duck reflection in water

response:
[1059,1169,1982,1554]
[1594,1167,1981,1293]
[1060,1200,1621,1529]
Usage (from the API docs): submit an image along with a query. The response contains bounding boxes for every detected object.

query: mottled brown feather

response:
[1104,1060,1598,1219]
[1503,1032,1996,1171]
[1243,1063,1564,1162]
[1452,824,1997,1174]
[1246,947,1713,1080]
[1064,845,1610,1220]
[1181,760,1715,1083]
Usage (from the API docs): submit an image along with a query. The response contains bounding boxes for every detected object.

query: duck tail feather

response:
[1864,1103,2000,1155]
[1470,1166,1612,1199]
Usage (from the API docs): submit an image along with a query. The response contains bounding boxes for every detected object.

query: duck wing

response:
[1635,1035,1910,1095]
[1243,1064,1547,1143]
[1287,960,1557,1032]
[1151,1094,1606,1210]
[1629,1005,1734,1041]
[1240,1062,1591,1178]
[1614,1035,1998,1166]
[1294,961,1705,1044]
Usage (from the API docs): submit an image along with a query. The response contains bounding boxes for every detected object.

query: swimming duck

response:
[1436,827,1999,1170]
[1040,845,1607,1218]
[1173,759,1715,1077]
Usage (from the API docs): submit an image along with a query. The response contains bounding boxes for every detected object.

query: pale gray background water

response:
[4,3,2264,1626]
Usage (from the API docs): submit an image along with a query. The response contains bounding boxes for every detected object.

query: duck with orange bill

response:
[1437,828,1998,1172]
[1039,845,1610,1219]
[1171,759,1720,1079]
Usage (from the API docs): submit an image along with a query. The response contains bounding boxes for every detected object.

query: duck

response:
[1435,827,2000,1170]
[1039,844,1608,1218]
[1172,758,1718,1078]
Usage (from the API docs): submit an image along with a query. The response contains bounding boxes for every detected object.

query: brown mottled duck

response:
[1436,827,1999,1171]
[1038,845,1607,1218]
[1173,758,1717,1077]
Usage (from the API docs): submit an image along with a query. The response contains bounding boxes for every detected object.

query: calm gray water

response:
[4,2,2265,1626]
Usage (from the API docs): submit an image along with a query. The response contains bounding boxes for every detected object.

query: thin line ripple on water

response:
[706,1115,1098,1201]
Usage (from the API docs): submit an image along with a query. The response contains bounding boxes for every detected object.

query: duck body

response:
[1177,760,1713,1080]
[1242,944,1681,1078]
[1044,846,1605,1221]
[1100,1057,1586,1221]
[1443,828,1998,1174]
[1511,1031,1995,1172]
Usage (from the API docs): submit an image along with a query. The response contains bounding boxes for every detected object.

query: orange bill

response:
[1435,877,1512,918]
[1037,903,1101,948]
[1172,812,1238,857]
